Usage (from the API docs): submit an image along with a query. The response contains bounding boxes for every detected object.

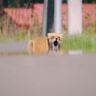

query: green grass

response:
[0,29,28,41]
[61,22,96,52]
[0,22,96,52]
[0,27,42,41]
[61,33,96,52]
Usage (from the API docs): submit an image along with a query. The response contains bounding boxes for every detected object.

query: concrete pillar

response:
[54,0,62,33]
[42,0,48,36]
[42,0,54,36]
[68,0,82,35]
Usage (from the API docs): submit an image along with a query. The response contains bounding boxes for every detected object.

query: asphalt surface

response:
[0,41,27,53]
[0,54,96,96]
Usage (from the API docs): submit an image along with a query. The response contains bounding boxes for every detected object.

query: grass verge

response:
[61,33,96,52]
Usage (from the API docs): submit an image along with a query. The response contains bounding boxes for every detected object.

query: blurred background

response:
[0,0,96,54]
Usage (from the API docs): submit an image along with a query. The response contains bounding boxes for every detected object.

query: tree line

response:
[0,0,96,8]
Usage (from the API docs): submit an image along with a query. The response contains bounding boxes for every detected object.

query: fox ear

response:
[47,33,55,39]
[47,33,63,40]
[56,33,63,39]
[55,33,63,39]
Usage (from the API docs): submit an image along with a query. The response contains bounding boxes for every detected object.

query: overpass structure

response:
[43,0,82,36]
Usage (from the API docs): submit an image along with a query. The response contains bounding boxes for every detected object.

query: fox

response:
[47,33,63,52]
[27,37,49,54]
[27,33,63,54]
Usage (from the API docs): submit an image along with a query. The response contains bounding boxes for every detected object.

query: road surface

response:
[0,54,96,96]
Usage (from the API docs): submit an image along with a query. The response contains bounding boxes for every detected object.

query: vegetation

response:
[0,22,96,52]
[0,0,96,54]
[61,34,96,52]
[1,0,96,8]
[61,22,96,52]
[0,27,42,41]
[0,11,42,41]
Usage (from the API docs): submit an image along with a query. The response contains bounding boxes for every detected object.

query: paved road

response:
[0,54,96,96]
[0,41,27,53]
